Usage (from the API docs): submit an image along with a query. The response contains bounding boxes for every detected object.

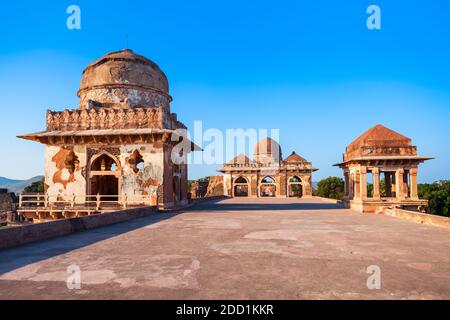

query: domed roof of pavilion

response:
[227,154,254,165]
[284,151,307,163]
[254,138,282,157]
[343,124,417,161]
[78,49,169,97]
[347,124,411,150]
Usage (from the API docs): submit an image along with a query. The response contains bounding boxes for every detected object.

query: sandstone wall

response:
[119,144,164,205]
[223,174,232,196]
[205,176,224,197]
[44,143,165,206]
[45,145,87,202]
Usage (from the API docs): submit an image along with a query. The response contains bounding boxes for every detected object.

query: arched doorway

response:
[260,176,276,197]
[234,176,249,197]
[288,176,303,198]
[89,152,121,201]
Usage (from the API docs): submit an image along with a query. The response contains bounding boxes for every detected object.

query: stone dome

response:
[254,138,282,165]
[77,49,172,110]
[344,124,417,161]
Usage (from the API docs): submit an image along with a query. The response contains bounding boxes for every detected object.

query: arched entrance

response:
[89,152,121,201]
[260,176,276,197]
[288,176,303,198]
[234,176,249,197]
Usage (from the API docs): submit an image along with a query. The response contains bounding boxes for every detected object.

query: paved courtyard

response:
[0,197,449,300]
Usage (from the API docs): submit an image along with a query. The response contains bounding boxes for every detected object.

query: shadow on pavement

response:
[194,199,345,212]
[0,210,184,276]
[0,198,344,275]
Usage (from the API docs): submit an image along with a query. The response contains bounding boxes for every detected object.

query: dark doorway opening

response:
[90,175,119,201]
[260,176,276,197]
[288,176,303,198]
[234,185,249,197]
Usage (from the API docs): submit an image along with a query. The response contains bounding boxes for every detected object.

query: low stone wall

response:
[383,207,450,229]
[0,206,158,250]
[192,195,228,204]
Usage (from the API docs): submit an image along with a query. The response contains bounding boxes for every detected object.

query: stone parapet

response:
[0,206,157,250]
[382,207,450,229]
[345,198,428,213]
[46,107,185,132]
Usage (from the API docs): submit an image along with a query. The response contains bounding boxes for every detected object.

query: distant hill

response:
[0,176,44,194]
[0,177,21,186]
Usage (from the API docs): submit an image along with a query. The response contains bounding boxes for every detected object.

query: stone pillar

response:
[285,172,289,198]
[280,174,287,197]
[395,169,405,200]
[344,172,350,197]
[385,172,392,197]
[392,173,397,197]
[410,168,419,200]
[256,175,260,198]
[349,173,355,199]
[250,175,257,197]
[372,167,380,199]
[305,176,312,196]
[231,174,234,197]
[355,172,360,198]
[403,171,410,197]
[359,167,367,200]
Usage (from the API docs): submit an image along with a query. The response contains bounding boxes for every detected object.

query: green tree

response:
[418,180,450,217]
[24,179,44,193]
[315,176,344,200]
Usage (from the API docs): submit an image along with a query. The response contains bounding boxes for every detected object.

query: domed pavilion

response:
[335,124,433,213]
[219,138,318,198]
[18,49,198,221]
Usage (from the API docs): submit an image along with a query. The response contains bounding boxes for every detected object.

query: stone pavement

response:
[0,197,449,300]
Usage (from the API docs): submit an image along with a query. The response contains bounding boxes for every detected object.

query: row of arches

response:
[233,176,304,198]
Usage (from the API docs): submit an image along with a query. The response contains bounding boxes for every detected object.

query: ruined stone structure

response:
[219,138,317,197]
[189,180,209,199]
[189,176,225,199]
[335,124,433,213]
[18,50,197,220]
[205,176,225,197]
[0,190,17,226]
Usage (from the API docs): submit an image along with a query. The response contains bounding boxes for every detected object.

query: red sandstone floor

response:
[0,197,449,299]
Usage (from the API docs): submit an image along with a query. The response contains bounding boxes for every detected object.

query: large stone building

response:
[219,138,318,197]
[18,49,197,219]
[335,124,433,213]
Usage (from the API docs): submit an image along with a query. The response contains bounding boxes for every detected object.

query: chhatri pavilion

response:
[335,124,433,213]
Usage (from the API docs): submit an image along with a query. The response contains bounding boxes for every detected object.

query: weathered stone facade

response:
[0,191,17,225]
[18,50,196,220]
[205,176,225,197]
[219,138,317,198]
[335,124,433,213]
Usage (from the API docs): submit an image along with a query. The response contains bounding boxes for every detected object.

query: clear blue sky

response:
[0,0,449,182]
